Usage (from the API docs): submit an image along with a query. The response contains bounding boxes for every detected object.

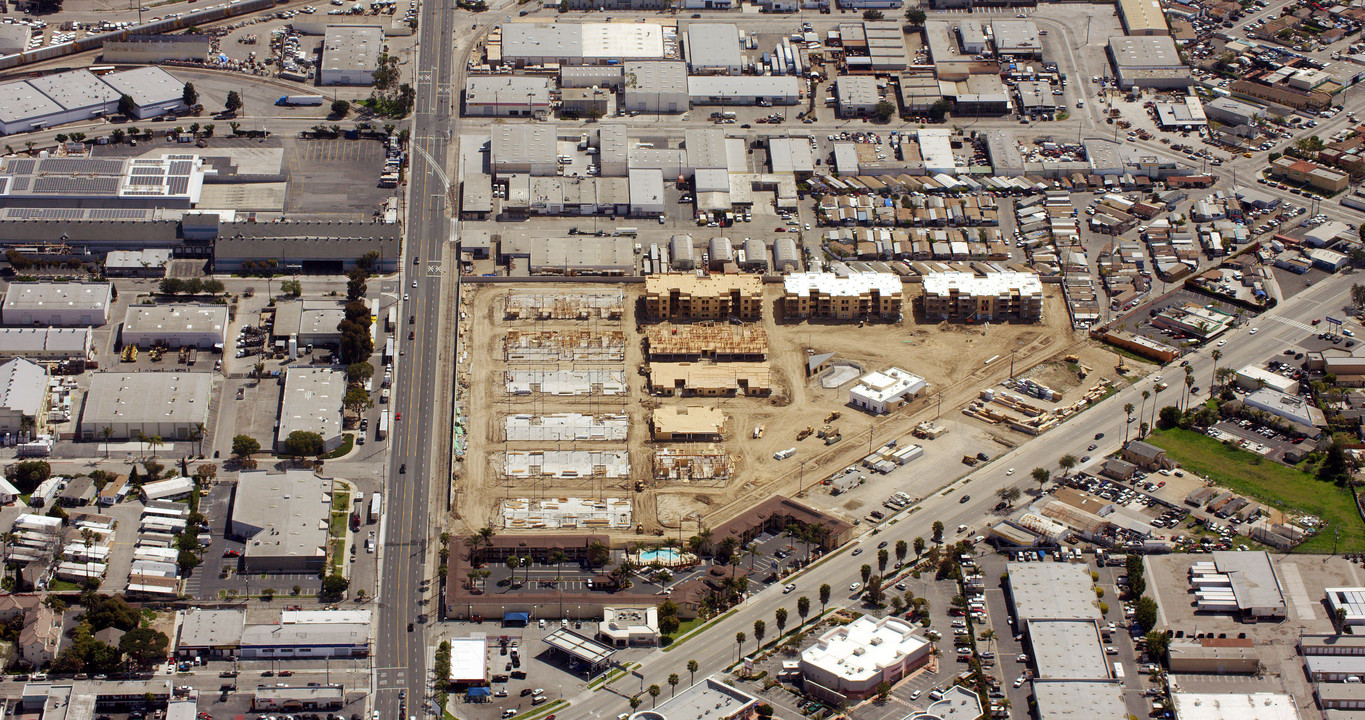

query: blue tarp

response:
[466,687,491,701]
[503,611,530,626]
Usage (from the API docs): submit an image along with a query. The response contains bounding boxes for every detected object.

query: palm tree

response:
[668,673,679,697]
[1139,389,1151,437]
[877,548,889,573]
[753,619,766,648]
[895,539,908,565]
[797,595,811,628]
[914,536,926,557]
[100,426,114,458]
[147,435,163,458]
[190,422,206,457]
[505,555,521,586]
[735,631,746,660]
[775,607,788,635]
[819,584,831,616]
[477,526,496,551]
[648,684,661,707]
[1210,348,1222,392]
[1123,402,1135,444]
[551,549,567,585]
[687,659,698,686]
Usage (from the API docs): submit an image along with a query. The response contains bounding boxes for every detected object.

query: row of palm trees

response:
[96,422,208,459]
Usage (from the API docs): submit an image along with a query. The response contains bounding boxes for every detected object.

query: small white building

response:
[141,476,195,502]
[849,367,926,415]
[1235,365,1299,395]
[448,636,488,684]
[598,607,660,647]
[0,358,47,437]
[800,616,930,704]
[836,76,881,118]
[628,168,665,216]
[319,25,383,86]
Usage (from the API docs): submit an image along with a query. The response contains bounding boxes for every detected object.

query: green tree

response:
[1058,454,1077,477]
[862,8,883,19]
[119,626,169,667]
[346,268,368,301]
[797,595,811,627]
[118,94,136,118]
[874,100,896,122]
[878,548,889,573]
[182,82,198,107]
[753,619,766,647]
[5,460,51,493]
[343,387,374,417]
[224,91,243,114]
[1320,441,1352,486]
[687,658,699,686]
[668,672,680,696]
[819,584,831,615]
[159,277,185,295]
[1144,630,1170,660]
[331,99,351,118]
[735,631,746,660]
[346,362,375,385]
[774,607,788,635]
[356,251,381,273]
[231,435,261,458]
[1032,467,1051,488]
[1134,596,1159,632]
[931,521,944,544]
[282,430,326,458]
[321,573,349,600]
[914,536,926,557]
[1158,405,1182,429]
[895,539,908,565]
[280,279,303,297]
[905,7,926,25]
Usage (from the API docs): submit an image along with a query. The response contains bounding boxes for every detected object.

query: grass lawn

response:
[321,434,355,460]
[660,616,705,647]
[1146,428,1364,553]
[331,490,351,513]
[49,580,81,592]
[329,512,348,537]
[329,538,345,573]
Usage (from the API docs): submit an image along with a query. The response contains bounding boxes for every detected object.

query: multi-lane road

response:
[560,272,1358,718]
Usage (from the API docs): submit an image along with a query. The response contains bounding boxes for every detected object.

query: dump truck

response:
[796,426,814,441]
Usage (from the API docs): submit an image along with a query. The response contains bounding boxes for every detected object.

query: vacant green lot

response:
[1147,428,1363,554]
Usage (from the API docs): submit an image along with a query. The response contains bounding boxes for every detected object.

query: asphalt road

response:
[564,272,1359,718]
[373,0,456,712]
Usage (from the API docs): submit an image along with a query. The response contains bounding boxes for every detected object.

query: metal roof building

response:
[0,155,206,209]
[1033,681,1128,720]
[0,24,29,56]
[27,69,120,119]
[0,358,47,437]
[230,469,332,575]
[100,67,188,120]
[2,282,112,327]
[320,25,383,86]
[491,123,559,176]
[1211,551,1288,620]
[768,138,816,174]
[122,304,228,350]
[0,79,65,135]
[685,23,742,75]
[989,20,1042,56]
[1108,36,1190,89]
[500,22,666,66]
[0,328,91,361]
[275,367,345,454]
[622,60,688,114]
[1006,561,1102,622]
[463,75,553,118]
[78,371,212,440]
[687,75,801,106]
[1117,0,1170,35]
[1028,619,1110,680]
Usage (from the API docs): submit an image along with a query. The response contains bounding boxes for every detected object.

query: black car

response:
[1094,432,1104,440]
[878,541,888,549]
[959,495,971,503]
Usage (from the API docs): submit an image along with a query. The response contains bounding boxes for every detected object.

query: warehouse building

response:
[800,616,931,704]
[100,67,187,119]
[645,273,763,320]
[0,358,47,437]
[685,23,742,75]
[500,22,666,67]
[211,219,400,273]
[0,155,206,210]
[271,300,347,349]
[1033,681,1127,720]
[0,24,29,57]
[921,271,1043,322]
[102,34,211,64]
[990,20,1042,58]
[275,367,345,454]
[0,80,64,135]
[121,304,229,349]
[560,86,610,117]
[463,75,553,118]
[836,76,881,118]
[78,371,212,441]
[320,25,383,86]
[175,608,246,658]
[1204,97,1266,126]
[0,328,91,362]
[230,469,331,574]
[497,236,635,275]
[628,168,665,216]
[105,249,173,278]
[1117,0,1169,35]
[688,76,801,106]
[622,61,688,114]
[491,123,559,176]
[1108,36,1190,89]
[782,271,903,320]
[26,69,120,123]
[2,282,112,327]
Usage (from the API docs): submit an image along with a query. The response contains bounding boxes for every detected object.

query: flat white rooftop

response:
[851,367,926,403]
[801,616,927,684]
[1170,693,1299,720]
[783,271,902,298]
[922,270,1043,297]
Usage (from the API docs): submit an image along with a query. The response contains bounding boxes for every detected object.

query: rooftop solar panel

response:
[169,161,192,175]
[39,158,124,175]
[5,159,35,175]
[32,176,120,194]
[128,175,164,187]
[168,176,189,195]
[130,166,163,176]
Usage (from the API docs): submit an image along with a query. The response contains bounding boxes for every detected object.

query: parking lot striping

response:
[1279,563,1317,621]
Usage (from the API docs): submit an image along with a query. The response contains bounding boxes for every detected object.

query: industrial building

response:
[622,61,689,114]
[782,271,903,320]
[1205,97,1266,127]
[102,34,212,64]
[989,20,1042,57]
[1171,693,1297,720]
[1107,36,1191,89]
[500,22,666,67]
[628,169,665,216]
[920,271,1043,322]
[1007,562,1102,622]
[121,304,229,349]
[229,470,331,574]
[0,328,91,362]
[8,69,120,135]
[463,75,553,117]
[490,123,559,176]
[1117,0,1170,35]
[799,616,931,704]
[687,76,802,106]
[0,155,206,209]
[209,219,401,273]
[848,367,926,415]
[835,76,881,118]
[0,24,29,57]
[1033,681,1128,720]
[2,282,112,327]
[99,67,188,120]
[176,608,247,658]
[497,236,635,275]
[275,367,345,454]
[1187,552,1287,620]
[0,358,47,437]
[105,249,173,277]
[1166,637,1260,674]
[272,300,347,350]
[78,371,212,441]
[320,25,384,86]
[685,23,742,75]
[644,273,763,320]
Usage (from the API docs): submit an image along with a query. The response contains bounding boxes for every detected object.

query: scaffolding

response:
[503,450,631,478]
[652,445,734,483]
[644,322,769,362]
[504,368,629,396]
[503,329,627,363]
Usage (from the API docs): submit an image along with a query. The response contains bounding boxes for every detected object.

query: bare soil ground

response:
[451,282,1143,541]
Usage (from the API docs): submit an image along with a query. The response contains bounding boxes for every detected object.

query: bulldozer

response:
[1063,354,1080,364]
[825,411,842,423]
[1115,355,1129,375]
[796,426,814,441]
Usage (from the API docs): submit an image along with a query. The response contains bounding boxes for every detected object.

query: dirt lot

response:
[451,281,1138,541]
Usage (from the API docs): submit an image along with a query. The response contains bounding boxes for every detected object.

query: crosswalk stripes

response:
[1268,315,1315,333]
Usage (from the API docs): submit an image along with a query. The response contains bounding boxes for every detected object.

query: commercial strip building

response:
[799,616,931,704]
[275,367,346,453]
[2,282,112,327]
[1151,303,1236,341]
[229,470,332,574]
[644,273,763,320]
[782,271,903,320]
[121,304,228,349]
[920,271,1043,322]
[78,371,212,441]
[319,25,383,86]
[176,608,369,659]
[849,367,926,415]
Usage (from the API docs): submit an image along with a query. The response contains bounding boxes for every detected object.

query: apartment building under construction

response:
[920,271,1043,323]
[782,271,904,320]
[644,273,764,321]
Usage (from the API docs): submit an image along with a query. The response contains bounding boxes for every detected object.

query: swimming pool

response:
[638,548,682,564]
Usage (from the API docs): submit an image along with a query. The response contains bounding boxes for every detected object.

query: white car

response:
[849,582,862,592]
[783,584,797,594]
[1005,468,1015,476]
[411,280,418,288]
[1249,328,1258,335]
[909,690,922,700]
[1014,676,1026,688]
